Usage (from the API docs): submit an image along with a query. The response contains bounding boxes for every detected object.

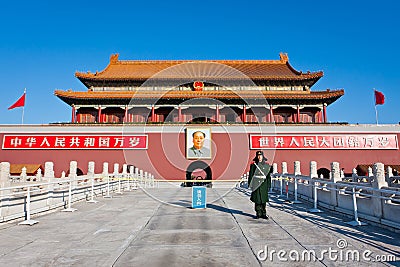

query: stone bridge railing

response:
[239,161,400,230]
[0,161,156,224]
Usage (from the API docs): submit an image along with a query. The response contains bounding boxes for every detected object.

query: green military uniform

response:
[248,161,272,218]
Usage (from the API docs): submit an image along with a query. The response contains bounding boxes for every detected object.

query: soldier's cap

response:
[256,151,264,156]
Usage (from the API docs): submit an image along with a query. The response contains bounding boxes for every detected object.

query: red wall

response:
[1,126,399,179]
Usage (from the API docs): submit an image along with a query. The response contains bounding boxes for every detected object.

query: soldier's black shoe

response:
[261,214,269,219]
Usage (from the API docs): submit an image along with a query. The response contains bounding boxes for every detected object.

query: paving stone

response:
[0,186,398,266]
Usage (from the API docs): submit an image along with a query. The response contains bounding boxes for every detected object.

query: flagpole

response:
[21,88,26,125]
[373,88,378,125]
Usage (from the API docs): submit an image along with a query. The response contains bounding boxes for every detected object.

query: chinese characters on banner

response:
[192,186,206,209]
[2,135,148,149]
[250,134,398,150]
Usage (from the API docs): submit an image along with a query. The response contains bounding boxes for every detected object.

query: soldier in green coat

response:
[248,151,272,219]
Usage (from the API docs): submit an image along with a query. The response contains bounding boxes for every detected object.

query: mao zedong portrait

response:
[187,130,211,159]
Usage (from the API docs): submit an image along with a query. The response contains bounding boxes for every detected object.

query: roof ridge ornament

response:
[279,52,289,62]
[110,53,119,64]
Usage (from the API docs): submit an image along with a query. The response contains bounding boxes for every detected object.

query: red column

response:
[97,106,102,123]
[242,105,247,123]
[323,104,327,123]
[216,105,220,122]
[124,106,128,123]
[71,105,76,123]
[297,105,300,123]
[151,106,155,122]
[269,105,274,122]
[178,106,182,122]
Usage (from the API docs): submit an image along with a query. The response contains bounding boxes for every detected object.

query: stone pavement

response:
[0,184,399,266]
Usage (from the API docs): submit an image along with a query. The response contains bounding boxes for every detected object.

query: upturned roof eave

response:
[54,89,344,106]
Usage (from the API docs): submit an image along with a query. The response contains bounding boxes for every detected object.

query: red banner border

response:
[249,134,398,150]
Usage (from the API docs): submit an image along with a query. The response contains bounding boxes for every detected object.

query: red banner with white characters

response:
[2,135,148,150]
[250,134,398,150]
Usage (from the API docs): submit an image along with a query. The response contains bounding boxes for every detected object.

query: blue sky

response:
[1,0,399,125]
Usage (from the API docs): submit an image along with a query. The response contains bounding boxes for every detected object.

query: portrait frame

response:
[186,127,212,159]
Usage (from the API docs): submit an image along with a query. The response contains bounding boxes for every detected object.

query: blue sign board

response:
[192,186,207,209]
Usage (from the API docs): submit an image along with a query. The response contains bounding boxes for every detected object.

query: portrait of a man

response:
[186,128,211,159]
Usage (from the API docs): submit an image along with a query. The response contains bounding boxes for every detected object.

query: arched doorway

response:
[127,164,136,173]
[317,167,330,179]
[185,161,212,187]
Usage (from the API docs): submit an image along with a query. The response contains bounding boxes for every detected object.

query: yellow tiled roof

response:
[75,53,323,81]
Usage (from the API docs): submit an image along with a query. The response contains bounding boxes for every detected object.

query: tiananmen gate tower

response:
[1,53,398,182]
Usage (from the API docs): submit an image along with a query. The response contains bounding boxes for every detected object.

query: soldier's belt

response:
[253,175,267,179]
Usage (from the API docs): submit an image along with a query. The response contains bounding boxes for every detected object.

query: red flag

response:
[8,93,26,110]
[374,90,385,105]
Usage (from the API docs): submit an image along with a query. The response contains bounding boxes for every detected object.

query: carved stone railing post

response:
[330,162,341,207]
[36,169,42,182]
[102,162,109,180]
[352,168,358,182]
[129,166,136,189]
[69,161,78,188]
[122,164,128,190]
[308,161,318,201]
[21,167,27,182]
[122,164,127,175]
[0,162,11,218]
[45,161,55,207]
[63,161,78,212]
[103,162,111,198]
[45,162,54,205]
[113,163,119,176]
[113,163,121,194]
[293,161,301,203]
[88,161,95,185]
[281,162,288,174]
[87,161,98,203]
[271,163,278,190]
[310,161,317,178]
[140,169,144,185]
[294,161,301,176]
[0,162,10,187]
[88,161,95,176]
[372,163,387,218]
[134,167,139,185]
[44,162,54,182]
[272,163,278,174]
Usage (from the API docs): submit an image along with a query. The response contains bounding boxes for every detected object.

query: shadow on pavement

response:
[206,203,256,219]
